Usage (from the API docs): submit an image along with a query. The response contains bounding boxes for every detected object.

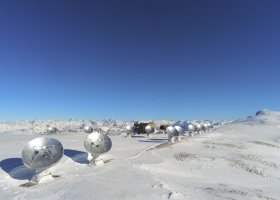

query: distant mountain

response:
[232,109,280,125]
[0,118,234,133]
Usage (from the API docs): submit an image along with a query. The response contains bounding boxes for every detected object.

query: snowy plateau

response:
[0,109,280,200]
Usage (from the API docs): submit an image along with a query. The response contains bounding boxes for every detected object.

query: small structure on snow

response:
[134,122,157,134]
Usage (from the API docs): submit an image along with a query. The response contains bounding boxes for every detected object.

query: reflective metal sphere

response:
[22,137,64,171]
[188,124,195,132]
[166,127,179,137]
[84,132,112,158]
[125,126,134,134]
[202,123,208,132]
[196,124,202,131]
[207,123,211,131]
[84,126,93,133]
[47,127,57,134]
[145,126,155,134]
[188,124,196,137]
[174,126,185,136]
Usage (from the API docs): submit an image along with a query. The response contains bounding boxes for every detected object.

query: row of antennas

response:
[45,126,100,134]
[21,124,212,186]
[125,123,213,142]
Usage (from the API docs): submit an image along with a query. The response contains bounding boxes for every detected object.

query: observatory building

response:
[159,125,169,130]
[134,122,157,134]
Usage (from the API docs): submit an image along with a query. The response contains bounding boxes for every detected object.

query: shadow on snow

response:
[0,158,35,180]
[131,135,146,138]
[64,149,89,164]
[138,138,168,143]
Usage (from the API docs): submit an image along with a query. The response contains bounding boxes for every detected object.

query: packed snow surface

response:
[0,109,280,200]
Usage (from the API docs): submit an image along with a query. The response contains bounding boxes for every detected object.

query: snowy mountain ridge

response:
[2,109,279,133]
[0,118,233,133]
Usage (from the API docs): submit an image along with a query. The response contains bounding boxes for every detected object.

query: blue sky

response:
[0,0,279,121]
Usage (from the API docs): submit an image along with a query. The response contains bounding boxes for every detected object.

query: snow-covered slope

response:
[232,109,280,126]
[0,109,280,199]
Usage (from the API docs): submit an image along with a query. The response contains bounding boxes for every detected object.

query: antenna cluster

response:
[20,125,113,185]
[124,122,214,142]
[18,121,213,186]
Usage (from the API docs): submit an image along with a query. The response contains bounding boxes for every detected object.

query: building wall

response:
[137,122,157,134]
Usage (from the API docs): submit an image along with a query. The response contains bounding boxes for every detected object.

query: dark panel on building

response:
[160,125,169,130]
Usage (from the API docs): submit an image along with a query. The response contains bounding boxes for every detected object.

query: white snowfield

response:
[0,109,280,200]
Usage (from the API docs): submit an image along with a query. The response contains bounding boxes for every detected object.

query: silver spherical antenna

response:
[21,137,64,183]
[207,123,211,131]
[166,127,179,137]
[174,126,185,136]
[188,124,196,137]
[188,124,195,130]
[125,125,134,137]
[196,124,202,134]
[145,125,154,138]
[145,125,154,134]
[202,123,208,132]
[47,127,57,134]
[84,126,93,133]
[166,127,179,143]
[84,132,112,166]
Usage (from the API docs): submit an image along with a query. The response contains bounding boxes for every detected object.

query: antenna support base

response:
[145,133,152,138]
[31,171,53,183]
[168,136,175,143]
[175,136,181,142]
[89,157,104,166]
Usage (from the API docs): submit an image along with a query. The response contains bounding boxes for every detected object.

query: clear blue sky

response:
[1,0,279,121]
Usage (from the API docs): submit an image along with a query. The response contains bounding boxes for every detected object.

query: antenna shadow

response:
[148,139,168,141]
[131,135,146,138]
[0,158,35,180]
[138,139,166,143]
[64,149,89,164]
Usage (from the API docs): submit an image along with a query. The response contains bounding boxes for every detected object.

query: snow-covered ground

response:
[0,109,280,200]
